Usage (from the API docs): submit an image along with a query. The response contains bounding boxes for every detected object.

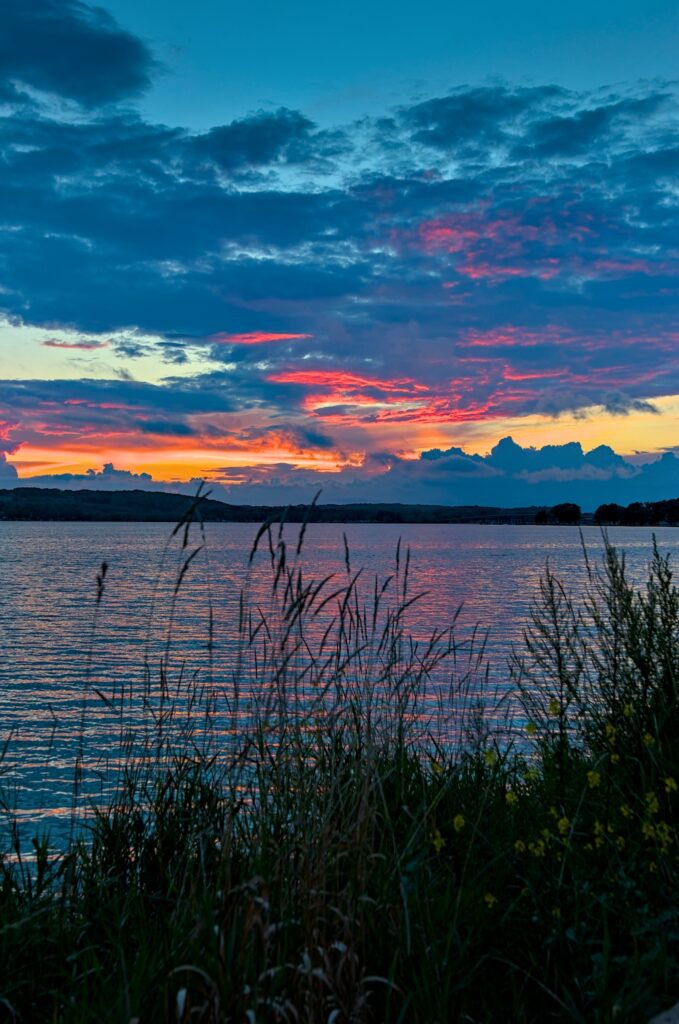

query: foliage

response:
[0,486,547,525]
[534,503,582,525]
[595,498,679,527]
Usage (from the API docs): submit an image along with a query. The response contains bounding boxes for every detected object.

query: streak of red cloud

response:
[62,400,132,410]
[588,258,669,277]
[0,418,19,452]
[461,327,559,348]
[211,331,312,345]
[269,364,582,426]
[459,262,528,281]
[41,339,109,350]
[269,370,429,394]
[415,209,544,254]
[502,368,566,382]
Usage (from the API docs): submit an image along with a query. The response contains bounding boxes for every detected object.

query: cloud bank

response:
[6,438,679,513]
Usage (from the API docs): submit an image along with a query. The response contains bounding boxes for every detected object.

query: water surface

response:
[1,521,676,836]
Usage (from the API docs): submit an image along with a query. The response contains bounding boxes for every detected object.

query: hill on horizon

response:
[0,486,564,524]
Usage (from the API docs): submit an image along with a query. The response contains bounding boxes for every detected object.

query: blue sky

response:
[0,0,678,508]
[102,0,679,128]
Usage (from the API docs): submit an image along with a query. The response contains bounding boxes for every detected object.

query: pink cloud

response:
[211,331,312,345]
[41,339,109,350]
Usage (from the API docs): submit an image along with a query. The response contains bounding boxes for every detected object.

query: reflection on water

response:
[1,520,678,837]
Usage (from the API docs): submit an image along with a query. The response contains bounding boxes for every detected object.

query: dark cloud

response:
[399,85,562,149]
[397,436,676,508]
[138,420,194,436]
[193,108,317,171]
[520,93,671,157]
[0,451,18,479]
[0,378,237,447]
[0,0,156,106]
[533,390,660,419]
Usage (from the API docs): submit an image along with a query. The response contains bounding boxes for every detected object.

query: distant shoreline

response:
[0,485,598,525]
[4,486,679,526]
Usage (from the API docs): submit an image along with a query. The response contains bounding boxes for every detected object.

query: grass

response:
[2,510,679,1022]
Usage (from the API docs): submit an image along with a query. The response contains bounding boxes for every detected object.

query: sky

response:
[1,0,678,508]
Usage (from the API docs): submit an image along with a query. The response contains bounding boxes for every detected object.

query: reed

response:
[1,512,679,1022]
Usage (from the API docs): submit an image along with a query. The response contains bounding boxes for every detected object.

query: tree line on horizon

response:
[593,498,679,526]
[536,499,679,526]
[1,487,679,526]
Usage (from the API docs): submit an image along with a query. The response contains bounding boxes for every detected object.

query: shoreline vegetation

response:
[1,485,568,524]
[1,486,679,527]
[0,484,650,526]
[3,510,679,1021]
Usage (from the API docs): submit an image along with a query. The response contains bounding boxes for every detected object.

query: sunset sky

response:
[1,0,678,507]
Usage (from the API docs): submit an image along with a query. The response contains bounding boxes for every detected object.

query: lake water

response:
[1,521,678,840]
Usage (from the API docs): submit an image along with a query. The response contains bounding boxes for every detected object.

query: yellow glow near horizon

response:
[392,396,679,461]
[10,443,350,480]
[0,322,213,385]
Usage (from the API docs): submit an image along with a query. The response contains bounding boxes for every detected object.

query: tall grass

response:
[1,515,679,1022]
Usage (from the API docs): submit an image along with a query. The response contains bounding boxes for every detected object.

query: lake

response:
[1,520,678,839]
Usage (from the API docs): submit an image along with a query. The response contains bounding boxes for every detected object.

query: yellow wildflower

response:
[549,805,559,819]
[551,906,561,919]
[432,761,443,776]
[620,803,633,819]
[643,732,656,748]
[605,722,617,744]
[505,790,518,806]
[587,770,601,789]
[514,839,526,853]
[616,836,626,850]
[431,827,446,855]
[453,814,465,832]
[594,820,605,836]
[649,860,658,873]
[484,748,498,767]
[548,699,560,716]
[646,791,660,815]
[611,753,620,765]
[665,776,678,793]
[656,821,672,852]
[557,816,570,837]
[526,722,537,736]
[528,839,546,857]
[642,821,655,840]
[624,703,633,718]
[484,892,497,909]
